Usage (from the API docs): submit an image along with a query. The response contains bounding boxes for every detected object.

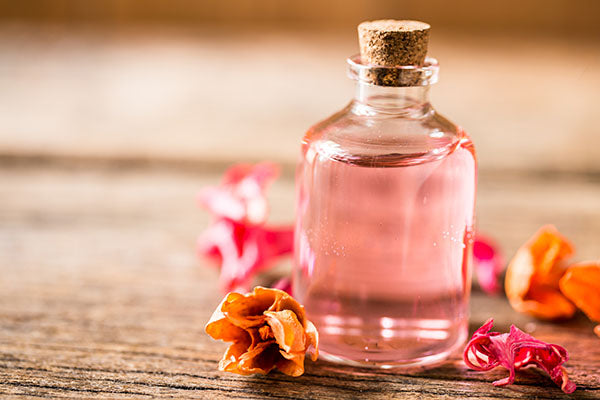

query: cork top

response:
[358,20,430,67]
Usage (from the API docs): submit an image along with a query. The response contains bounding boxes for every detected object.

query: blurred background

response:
[1,5,599,394]
[1,1,599,279]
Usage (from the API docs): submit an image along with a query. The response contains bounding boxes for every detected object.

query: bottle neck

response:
[353,81,431,114]
[346,55,439,115]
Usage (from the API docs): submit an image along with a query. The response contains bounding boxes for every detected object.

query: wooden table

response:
[1,166,599,399]
[1,25,599,399]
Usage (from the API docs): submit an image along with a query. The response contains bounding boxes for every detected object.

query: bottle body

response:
[294,79,476,368]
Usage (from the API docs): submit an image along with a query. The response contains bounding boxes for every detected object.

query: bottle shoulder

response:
[303,102,474,167]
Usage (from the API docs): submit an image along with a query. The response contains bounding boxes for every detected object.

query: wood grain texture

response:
[1,166,599,399]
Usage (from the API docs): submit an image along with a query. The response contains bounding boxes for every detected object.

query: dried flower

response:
[206,287,318,376]
[198,162,279,225]
[504,225,576,320]
[473,235,504,294]
[559,261,600,323]
[197,163,294,292]
[464,319,576,393]
[198,219,293,292]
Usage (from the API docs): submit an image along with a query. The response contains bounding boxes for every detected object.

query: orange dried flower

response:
[559,261,600,323]
[205,286,319,376]
[505,225,576,320]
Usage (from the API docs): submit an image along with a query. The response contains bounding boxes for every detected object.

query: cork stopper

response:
[355,20,431,86]
[358,20,430,67]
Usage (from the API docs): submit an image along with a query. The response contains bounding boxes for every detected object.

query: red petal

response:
[198,162,279,225]
[198,219,293,292]
[197,162,293,293]
[464,319,576,393]
[473,235,504,294]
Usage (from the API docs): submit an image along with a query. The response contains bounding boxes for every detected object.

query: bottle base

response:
[315,328,467,372]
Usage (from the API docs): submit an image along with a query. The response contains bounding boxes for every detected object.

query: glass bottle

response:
[293,21,476,369]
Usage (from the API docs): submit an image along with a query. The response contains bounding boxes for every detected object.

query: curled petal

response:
[221,287,280,329]
[205,287,319,376]
[529,228,574,286]
[463,319,576,393]
[304,320,319,361]
[198,219,293,292]
[559,261,600,322]
[265,310,306,354]
[198,186,248,224]
[205,295,249,342]
[276,353,306,377]
[594,325,600,338]
[235,341,279,375]
[463,319,500,371]
[220,338,252,373]
[505,225,575,320]
[272,294,306,327]
[198,162,279,225]
[516,287,577,321]
[197,162,294,294]
[557,367,577,394]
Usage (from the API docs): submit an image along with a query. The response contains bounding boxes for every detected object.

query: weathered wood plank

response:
[0,166,599,398]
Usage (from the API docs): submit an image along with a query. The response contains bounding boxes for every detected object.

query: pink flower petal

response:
[197,162,293,293]
[198,219,294,292]
[473,235,504,294]
[464,318,576,393]
[198,162,280,225]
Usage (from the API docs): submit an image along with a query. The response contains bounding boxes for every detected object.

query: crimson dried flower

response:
[198,162,279,225]
[198,219,293,292]
[473,235,504,294]
[206,287,318,376]
[464,319,576,393]
[197,163,294,292]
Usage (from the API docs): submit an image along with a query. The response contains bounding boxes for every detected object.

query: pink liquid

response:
[294,134,476,368]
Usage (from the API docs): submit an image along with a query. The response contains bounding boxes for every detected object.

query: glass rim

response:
[347,55,439,87]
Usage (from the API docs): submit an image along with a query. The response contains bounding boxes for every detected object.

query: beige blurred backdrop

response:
[1,1,599,259]
[1,0,599,170]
